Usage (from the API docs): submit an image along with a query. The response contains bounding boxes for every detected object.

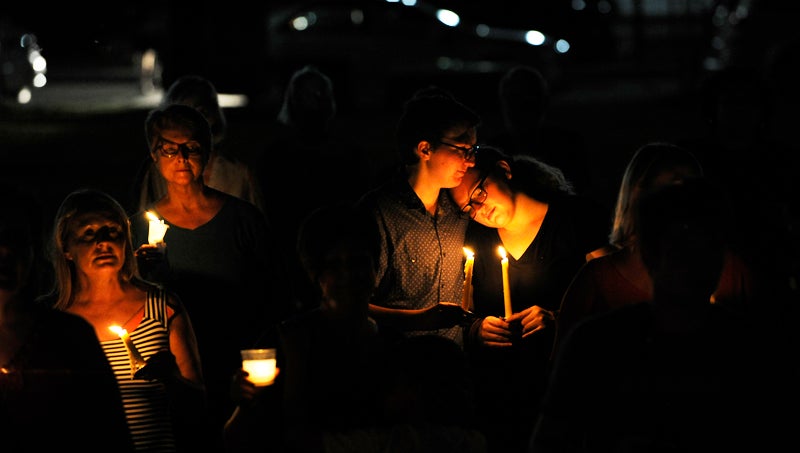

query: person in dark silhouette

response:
[555,142,757,357]
[530,178,795,453]
[489,65,591,195]
[225,202,487,452]
[256,65,374,314]
[224,201,389,453]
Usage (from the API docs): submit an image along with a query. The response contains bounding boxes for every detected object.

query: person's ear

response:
[417,141,434,160]
[497,160,512,180]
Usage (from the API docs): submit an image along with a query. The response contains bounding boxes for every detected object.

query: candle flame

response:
[109,325,126,337]
[463,247,474,258]
[497,245,507,260]
[145,211,159,222]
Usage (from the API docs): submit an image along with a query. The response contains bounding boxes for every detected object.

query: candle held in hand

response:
[145,211,168,246]
[241,349,277,386]
[462,247,475,311]
[498,246,512,318]
[109,325,147,377]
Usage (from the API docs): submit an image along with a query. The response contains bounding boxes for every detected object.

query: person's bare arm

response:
[167,298,204,389]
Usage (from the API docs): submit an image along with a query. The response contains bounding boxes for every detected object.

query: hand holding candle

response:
[241,348,277,386]
[146,211,168,246]
[498,246,512,319]
[462,247,474,311]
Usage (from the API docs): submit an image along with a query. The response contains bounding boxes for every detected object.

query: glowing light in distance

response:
[17,87,32,104]
[436,9,460,27]
[525,30,545,46]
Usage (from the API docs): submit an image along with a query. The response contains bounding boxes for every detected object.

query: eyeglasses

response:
[438,140,478,161]
[461,174,489,219]
[155,136,203,159]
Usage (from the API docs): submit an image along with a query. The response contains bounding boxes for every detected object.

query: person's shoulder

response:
[580,250,618,273]
[219,189,262,214]
[209,149,253,172]
[36,305,99,341]
[567,302,652,344]
[355,174,403,208]
[278,308,324,342]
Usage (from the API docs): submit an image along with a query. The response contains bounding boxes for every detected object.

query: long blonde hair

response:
[609,142,703,249]
[44,188,139,310]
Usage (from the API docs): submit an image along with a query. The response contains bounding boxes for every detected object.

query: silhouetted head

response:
[498,65,549,134]
[610,142,703,249]
[277,65,336,133]
[637,178,730,305]
[161,74,227,144]
[296,201,379,319]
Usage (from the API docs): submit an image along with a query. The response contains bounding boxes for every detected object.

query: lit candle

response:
[109,325,147,377]
[241,349,277,387]
[146,211,168,246]
[462,247,474,311]
[498,245,512,319]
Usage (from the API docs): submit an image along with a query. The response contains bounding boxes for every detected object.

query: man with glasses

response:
[355,92,480,349]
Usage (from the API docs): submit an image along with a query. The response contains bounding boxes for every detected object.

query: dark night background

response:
[2,0,798,298]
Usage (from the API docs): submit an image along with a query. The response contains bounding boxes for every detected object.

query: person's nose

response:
[94,226,116,243]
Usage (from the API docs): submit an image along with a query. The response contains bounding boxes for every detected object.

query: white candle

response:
[241,349,277,387]
[146,211,168,245]
[109,325,147,376]
[498,246,512,319]
[462,247,474,311]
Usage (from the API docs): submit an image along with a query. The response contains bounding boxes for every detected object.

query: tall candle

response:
[109,325,147,376]
[462,247,475,311]
[498,246,512,318]
[145,211,168,246]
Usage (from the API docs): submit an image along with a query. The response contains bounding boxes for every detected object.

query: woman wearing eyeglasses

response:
[128,104,291,449]
[448,145,608,453]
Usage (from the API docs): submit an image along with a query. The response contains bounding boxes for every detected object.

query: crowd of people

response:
[3,62,799,453]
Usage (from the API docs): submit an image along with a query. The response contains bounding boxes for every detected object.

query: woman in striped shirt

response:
[40,188,212,453]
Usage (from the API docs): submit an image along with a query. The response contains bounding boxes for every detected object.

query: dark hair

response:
[395,94,480,165]
[498,65,549,128]
[278,65,336,131]
[637,178,730,280]
[144,103,213,164]
[472,145,574,201]
[296,201,379,284]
